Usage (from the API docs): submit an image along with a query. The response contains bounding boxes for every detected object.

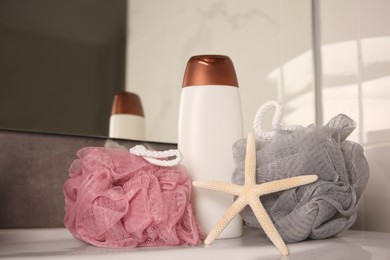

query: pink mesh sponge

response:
[63,147,204,248]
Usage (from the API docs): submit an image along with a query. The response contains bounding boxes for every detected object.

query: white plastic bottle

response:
[109,91,146,140]
[178,55,243,239]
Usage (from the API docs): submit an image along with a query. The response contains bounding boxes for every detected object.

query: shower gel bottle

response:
[178,55,243,239]
[109,91,146,140]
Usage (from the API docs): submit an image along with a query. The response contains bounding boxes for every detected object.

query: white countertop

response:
[1,227,389,259]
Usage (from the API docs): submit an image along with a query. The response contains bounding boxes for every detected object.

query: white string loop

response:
[129,145,183,167]
[253,100,300,140]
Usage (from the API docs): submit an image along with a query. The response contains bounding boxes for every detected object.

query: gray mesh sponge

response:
[232,114,369,243]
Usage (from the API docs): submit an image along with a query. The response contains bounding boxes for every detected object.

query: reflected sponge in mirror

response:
[63,146,204,248]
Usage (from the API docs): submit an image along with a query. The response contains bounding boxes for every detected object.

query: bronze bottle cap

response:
[111,91,144,117]
[182,55,239,87]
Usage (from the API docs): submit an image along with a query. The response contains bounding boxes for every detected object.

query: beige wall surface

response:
[316,0,390,232]
[126,0,315,143]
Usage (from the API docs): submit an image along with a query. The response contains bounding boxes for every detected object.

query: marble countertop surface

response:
[1,227,389,260]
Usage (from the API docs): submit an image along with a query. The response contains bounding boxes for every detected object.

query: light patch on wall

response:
[268,50,315,128]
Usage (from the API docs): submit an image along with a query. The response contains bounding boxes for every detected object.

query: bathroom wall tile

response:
[276,0,315,127]
[318,0,360,142]
[363,144,390,233]
[127,0,280,142]
[126,0,314,142]
[318,0,390,233]
[0,129,176,228]
[358,0,390,233]
[360,0,390,144]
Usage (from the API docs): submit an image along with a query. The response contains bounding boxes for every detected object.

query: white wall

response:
[126,0,390,233]
[316,0,390,232]
[126,0,315,143]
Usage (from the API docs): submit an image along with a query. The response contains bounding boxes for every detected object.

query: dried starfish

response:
[193,132,318,256]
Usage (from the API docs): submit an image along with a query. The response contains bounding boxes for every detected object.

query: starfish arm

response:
[192,180,242,196]
[254,175,318,196]
[244,132,257,186]
[249,197,289,256]
[204,196,247,245]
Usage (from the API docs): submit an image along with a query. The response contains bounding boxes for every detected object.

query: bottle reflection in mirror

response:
[109,91,146,140]
[178,55,244,239]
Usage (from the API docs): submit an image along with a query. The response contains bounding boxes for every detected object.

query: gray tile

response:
[0,129,175,228]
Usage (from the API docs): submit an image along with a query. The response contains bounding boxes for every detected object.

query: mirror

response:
[0,0,315,143]
[0,0,126,137]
